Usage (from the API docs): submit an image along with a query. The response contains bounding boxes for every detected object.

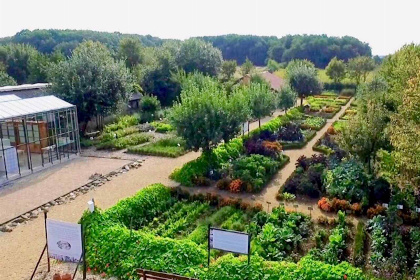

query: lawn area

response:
[128,136,187,157]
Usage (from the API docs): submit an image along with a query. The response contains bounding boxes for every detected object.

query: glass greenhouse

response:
[0,95,80,182]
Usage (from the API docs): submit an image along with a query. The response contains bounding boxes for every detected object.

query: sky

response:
[0,0,419,55]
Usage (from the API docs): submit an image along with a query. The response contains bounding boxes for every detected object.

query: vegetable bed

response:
[128,136,187,158]
[81,184,369,280]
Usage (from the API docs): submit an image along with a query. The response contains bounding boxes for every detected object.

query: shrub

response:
[327,126,336,135]
[150,121,174,133]
[140,95,161,122]
[278,123,303,142]
[103,115,140,133]
[244,138,282,159]
[216,177,232,190]
[323,160,369,203]
[350,203,362,215]
[96,133,152,150]
[229,179,243,193]
[318,197,332,212]
[232,154,280,192]
[170,153,213,186]
[331,198,350,212]
[128,136,187,158]
[367,205,386,218]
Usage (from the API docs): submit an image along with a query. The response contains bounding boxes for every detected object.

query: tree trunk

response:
[300,97,303,106]
[258,119,261,128]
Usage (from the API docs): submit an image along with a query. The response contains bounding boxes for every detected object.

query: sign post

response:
[31,214,86,280]
[208,227,251,266]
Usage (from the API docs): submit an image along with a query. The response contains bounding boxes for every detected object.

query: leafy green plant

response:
[232,154,280,192]
[353,221,366,267]
[128,136,187,157]
[104,115,140,133]
[301,116,326,130]
[150,121,174,133]
[96,133,152,150]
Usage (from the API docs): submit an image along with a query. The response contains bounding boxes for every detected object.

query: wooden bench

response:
[136,269,198,280]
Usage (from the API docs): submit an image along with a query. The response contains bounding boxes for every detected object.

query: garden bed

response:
[80,184,369,280]
[127,136,187,158]
[170,108,310,192]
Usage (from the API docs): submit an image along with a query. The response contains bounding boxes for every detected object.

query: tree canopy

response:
[278,85,297,112]
[176,38,222,77]
[287,64,322,105]
[325,57,346,83]
[169,73,249,151]
[47,41,133,127]
[243,83,276,127]
[347,56,375,85]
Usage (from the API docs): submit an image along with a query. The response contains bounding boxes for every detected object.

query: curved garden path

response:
[0,102,352,279]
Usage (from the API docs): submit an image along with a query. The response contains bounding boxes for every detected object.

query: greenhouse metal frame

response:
[0,95,80,182]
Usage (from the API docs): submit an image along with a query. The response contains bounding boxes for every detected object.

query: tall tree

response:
[118,37,143,69]
[220,60,237,81]
[278,85,297,112]
[0,43,41,84]
[138,42,181,105]
[288,65,322,106]
[176,38,223,77]
[244,83,276,127]
[48,41,133,130]
[347,56,375,85]
[325,57,346,83]
[170,74,249,151]
[339,99,389,173]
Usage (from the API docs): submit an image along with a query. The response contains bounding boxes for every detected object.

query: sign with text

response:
[46,219,83,263]
[209,228,250,255]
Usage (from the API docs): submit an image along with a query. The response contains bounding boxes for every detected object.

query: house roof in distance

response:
[0,95,74,120]
[260,71,285,91]
[0,83,50,93]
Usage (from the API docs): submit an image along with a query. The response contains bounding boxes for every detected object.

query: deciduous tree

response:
[244,83,276,127]
[118,37,143,69]
[347,56,375,85]
[240,57,254,76]
[170,75,249,151]
[278,85,297,112]
[220,60,237,81]
[287,65,322,106]
[325,57,346,83]
[48,41,133,130]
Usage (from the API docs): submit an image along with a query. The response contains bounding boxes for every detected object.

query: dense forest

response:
[0,29,164,56]
[0,30,371,67]
[200,34,372,67]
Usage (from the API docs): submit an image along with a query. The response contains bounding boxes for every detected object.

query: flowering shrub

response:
[216,177,231,190]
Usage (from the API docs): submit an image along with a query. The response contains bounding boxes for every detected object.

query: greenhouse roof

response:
[0,94,21,103]
[0,95,74,120]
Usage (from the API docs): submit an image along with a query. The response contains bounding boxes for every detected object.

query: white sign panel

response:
[46,219,83,263]
[242,122,249,134]
[209,228,249,255]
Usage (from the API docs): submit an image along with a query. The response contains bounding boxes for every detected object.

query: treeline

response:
[0,29,163,56]
[200,34,372,67]
[0,30,371,68]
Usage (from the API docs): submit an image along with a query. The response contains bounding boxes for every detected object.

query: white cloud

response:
[0,0,419,55]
